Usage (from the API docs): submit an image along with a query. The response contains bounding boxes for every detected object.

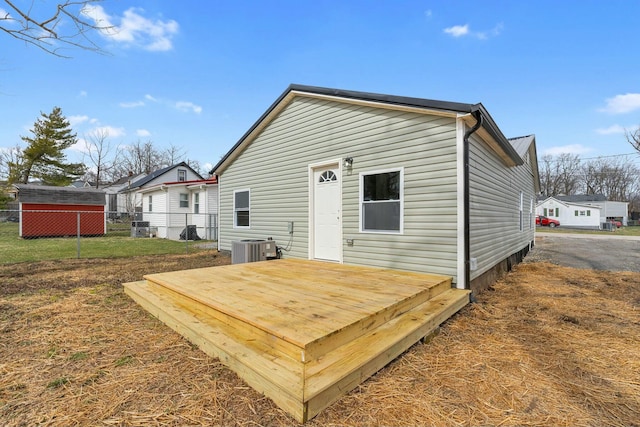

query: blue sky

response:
[1,0,640,174]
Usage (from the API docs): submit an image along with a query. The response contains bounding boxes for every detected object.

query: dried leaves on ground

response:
[1,253,639,426]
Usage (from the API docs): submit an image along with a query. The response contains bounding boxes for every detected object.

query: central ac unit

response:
[232,240,277,264]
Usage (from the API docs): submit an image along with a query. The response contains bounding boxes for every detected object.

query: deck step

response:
[124,276,469,423]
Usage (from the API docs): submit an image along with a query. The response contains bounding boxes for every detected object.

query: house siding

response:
[219,96,460,280]
[468,134,535,280]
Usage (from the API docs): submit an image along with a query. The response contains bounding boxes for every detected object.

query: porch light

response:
[343,157,354,168]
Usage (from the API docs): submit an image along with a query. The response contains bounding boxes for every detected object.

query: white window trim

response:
[233,188,250,229]
[178,169,187,182]
[179,193,189,208]
[358,167,404,234]
[193,192,200,214]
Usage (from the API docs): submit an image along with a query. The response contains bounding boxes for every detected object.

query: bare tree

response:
[583,156,639,202]
[82,127,119,187]
[539,153,583,196]
[163,143,186,166]
[626,126,640,153]
[0,0,110,57]
[0,144,24,181]
[112,140,168,178]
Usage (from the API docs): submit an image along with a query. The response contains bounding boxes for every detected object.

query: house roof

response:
[138,177,218,194]
[211,84,526,175]
[125,162,203,191]
[536,196,602,210]
[13,184,106,205]
[555,194,608,203]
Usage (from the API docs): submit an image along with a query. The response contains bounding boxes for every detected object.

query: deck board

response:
[144,259,452,348]
[125,258,468,422]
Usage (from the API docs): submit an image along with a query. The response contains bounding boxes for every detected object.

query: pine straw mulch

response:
[1,254,639,426]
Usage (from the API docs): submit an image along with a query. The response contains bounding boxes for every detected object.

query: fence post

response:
[77,211,81,259]
[185,212,189,254]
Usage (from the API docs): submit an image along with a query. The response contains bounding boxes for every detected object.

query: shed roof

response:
[13,184,106,205]
[211,84,526,175]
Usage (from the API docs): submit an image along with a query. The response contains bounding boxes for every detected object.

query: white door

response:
[313,165,341,261]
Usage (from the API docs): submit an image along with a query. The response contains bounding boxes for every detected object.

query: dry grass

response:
[1,253,639,426]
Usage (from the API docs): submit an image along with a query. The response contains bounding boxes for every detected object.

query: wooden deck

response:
[123,259,470,422]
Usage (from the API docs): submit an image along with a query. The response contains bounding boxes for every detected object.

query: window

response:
[360,169,403,233]
[575,210,579,216]
[519,191,524,231]
[530,198,533,229]
[580,210,586,216]
[234,189,250,228]
[178,169,187,182]
[148,195,153,212]
[587,210,591,216]
[179,193,189,208]
[194,193,200,214]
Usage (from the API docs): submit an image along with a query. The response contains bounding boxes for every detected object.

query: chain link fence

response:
[0,209,217,264]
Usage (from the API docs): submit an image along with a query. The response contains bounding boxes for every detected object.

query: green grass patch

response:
[0,222,210,264]
[114,355,134,367]
[47,377,70,389]
[70,352,89,361]
[536,225,640,236]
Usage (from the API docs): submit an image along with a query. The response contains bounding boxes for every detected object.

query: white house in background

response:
[554,195,629,226]
[102,173,146,217]
[118,162,203,215]
[138,177,218,240]
[536,196,601,229]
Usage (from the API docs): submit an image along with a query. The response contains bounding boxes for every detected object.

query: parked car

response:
[536,215,560,227]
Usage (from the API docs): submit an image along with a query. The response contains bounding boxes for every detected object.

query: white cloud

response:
[119,100,145,108]
[542,144,594,156]
[145,94,158,102]
[136,129,151,137]
[82,5,179,52]
[599,93,640,114]
[78,90,88,98]
[68,115,90,126]
[424,10,432,18]
[175,101,202,114]
[595,124,626,135]
[444,24,469,37]
[444,23,503,39]
[89,125,126,138]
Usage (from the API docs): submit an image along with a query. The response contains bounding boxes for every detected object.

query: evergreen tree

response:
[15,107,86,186]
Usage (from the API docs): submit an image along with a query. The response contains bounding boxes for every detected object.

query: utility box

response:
[232,240,277,264]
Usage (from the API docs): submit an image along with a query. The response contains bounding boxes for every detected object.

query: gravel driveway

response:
[526,232,640,272]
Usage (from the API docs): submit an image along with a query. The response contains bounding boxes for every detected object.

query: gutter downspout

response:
[463,110,483,290]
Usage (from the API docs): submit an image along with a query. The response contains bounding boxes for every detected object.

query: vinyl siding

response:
[219,96,460,279]
[468,134,536,280]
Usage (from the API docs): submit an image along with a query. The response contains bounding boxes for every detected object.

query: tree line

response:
[0,107,209,188]
[539,153,640,213]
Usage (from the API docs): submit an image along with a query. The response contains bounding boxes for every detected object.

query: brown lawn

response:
[1,252,639,426]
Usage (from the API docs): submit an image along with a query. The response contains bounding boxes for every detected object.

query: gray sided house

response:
[212,85,540,292]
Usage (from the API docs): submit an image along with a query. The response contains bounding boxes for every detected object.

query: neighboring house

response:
[536,196,601,229]
[102,173,146,217]
[210,84,540,293]
[553,195,629,226]
[11,184,106,238]
[117,162,203,216]
[137,177,218,240]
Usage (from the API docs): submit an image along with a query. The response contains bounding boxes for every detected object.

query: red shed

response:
[12,184,106,238]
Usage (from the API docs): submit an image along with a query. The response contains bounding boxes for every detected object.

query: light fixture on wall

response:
[343,157,354,168]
